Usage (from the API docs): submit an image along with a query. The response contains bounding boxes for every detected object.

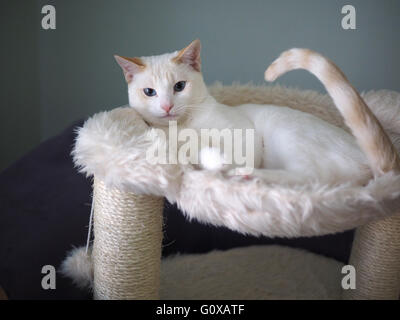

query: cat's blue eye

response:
[143,88,156,97]
[174,81,186,92]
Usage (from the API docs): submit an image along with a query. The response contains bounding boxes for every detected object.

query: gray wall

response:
[0,1,41,171]
[2,0,400,171]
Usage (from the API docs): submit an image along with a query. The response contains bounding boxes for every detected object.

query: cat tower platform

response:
[62,83,400,300]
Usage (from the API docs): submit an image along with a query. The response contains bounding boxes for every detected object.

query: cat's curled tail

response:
[265,48,400,175]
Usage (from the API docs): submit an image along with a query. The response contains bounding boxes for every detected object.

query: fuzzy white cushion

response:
[73,85,400,238]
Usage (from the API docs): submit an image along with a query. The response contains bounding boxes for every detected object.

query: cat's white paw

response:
[199,147,226,171]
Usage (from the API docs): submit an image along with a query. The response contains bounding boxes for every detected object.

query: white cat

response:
[115,40,397,185]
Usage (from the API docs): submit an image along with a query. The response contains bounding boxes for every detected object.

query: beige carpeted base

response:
[160,245,343,300]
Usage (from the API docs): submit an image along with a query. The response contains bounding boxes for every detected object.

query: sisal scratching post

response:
[92,179,164,300]
[343,214,400,300]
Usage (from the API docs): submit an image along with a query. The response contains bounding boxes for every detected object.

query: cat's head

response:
[115,40,208,126]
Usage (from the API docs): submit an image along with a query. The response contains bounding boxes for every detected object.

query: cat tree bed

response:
[65,84,400,300]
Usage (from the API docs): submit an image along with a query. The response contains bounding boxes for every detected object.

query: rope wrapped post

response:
[92,179,164,300]
[343,214,400,300]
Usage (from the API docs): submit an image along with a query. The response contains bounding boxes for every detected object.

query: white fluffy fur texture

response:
[73,84,400,237]
[62,245,343,299]
[73,107,182,201]
[60,247,93,290]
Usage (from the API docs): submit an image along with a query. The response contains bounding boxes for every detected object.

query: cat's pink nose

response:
[161,104,174,113]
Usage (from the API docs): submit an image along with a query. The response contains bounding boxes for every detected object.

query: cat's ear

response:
[173,39,201,72]
[114,55,145,83]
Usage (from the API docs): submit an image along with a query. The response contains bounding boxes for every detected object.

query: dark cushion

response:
[0,121,354,299]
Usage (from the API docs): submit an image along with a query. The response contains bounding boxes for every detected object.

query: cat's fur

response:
[115,40,398,185]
